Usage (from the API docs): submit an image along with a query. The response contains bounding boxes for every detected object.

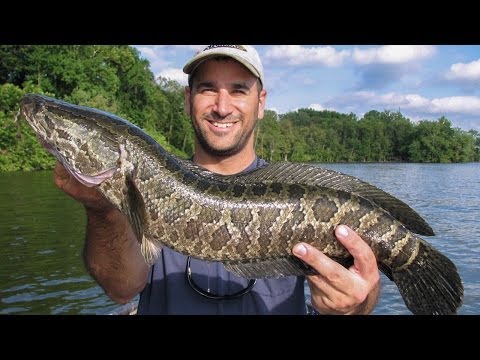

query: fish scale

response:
[20,93,464,315]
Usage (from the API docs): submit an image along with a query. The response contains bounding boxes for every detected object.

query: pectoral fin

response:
[121,174,147,245]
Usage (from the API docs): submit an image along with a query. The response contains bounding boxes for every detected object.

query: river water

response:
[0,163,478,315]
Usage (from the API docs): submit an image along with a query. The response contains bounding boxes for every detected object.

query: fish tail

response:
[392,238,463,315]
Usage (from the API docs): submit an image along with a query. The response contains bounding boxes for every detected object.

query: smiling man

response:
[54,45,380,314]
[184,45,267,175]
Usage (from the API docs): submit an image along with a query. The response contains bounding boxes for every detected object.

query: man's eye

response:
[232,89,246,94]
[200,88,215,94]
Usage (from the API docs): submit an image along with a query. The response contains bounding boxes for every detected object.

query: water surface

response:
[0,163,478,315]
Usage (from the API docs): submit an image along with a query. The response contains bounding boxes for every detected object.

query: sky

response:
[133,45,480,132]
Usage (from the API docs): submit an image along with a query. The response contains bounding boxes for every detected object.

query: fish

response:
[19,93,464,315]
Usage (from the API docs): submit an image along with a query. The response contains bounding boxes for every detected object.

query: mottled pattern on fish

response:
[20,94,464,315]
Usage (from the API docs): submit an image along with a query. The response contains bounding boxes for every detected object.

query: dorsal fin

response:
[235,162,435,236]
[176,159,434,236]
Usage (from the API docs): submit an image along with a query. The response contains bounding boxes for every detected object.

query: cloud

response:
[308,103,336,112]
[326,90,480,130]
[266,106,280,115]
[352,45,436,65]
[136,46,158,58]
[443,58,480,93]
[135,45,206,86]
[445,59,480,80]
[430,96,480,114]
[264,45,350,67]
[135,45,203,74]
[135,45,174,70]
[263,45,435,68]
[342,91,480,115]
[308,103,326,111]
[156,68,188,85]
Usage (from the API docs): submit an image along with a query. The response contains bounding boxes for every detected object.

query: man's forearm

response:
[83,207,149,304]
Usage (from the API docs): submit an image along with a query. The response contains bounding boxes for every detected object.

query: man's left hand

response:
[293,225,380,315]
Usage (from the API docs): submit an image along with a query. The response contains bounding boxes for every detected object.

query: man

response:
[54,45,380,314]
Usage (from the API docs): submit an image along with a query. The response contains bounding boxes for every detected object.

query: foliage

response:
[0,45,193,171]
[256,108,478,163]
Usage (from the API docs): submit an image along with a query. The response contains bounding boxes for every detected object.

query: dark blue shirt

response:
[137,157,307,314]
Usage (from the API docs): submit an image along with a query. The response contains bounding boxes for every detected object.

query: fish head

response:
[20,94,126,187]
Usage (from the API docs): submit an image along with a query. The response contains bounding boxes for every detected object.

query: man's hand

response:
[53,162,113,212]
[54,161,148,303]
[293,225,380,315]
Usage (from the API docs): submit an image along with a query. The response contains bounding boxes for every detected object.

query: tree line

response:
[256,109,479,163]
[0,45,478,172]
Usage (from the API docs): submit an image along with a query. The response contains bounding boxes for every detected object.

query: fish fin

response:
[229,162,435,236]
[121,174,148,248]
[175,156,220,178]
[392,238,463,315]
[223,256,318,279]
[377,262,394,281]
[121,174,163,265]
[140,236,163,266]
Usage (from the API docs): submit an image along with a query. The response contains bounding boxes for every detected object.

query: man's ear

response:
[257,88,267,120]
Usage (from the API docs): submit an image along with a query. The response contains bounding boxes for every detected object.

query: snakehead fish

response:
[20,93,464,315]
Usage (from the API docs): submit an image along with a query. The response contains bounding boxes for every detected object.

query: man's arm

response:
[293,225,380,315]
[54,162,149,304]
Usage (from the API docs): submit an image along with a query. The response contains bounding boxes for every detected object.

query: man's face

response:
[185,58,266,157]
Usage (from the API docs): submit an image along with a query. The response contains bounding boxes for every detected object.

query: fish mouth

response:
[21,96,119,188]
[20,94,45,123]
[35,135,77,181]
[20,97,65,161]
[40,135,118,187]
[42,137,117,187]
[25,114,118,188]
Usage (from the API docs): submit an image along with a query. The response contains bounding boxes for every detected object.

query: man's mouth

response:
[211,122,234,129]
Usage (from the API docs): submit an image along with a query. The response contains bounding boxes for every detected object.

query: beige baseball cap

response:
[183,45,265,85]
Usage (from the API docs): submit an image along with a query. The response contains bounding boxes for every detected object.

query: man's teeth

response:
[213,122,233,128]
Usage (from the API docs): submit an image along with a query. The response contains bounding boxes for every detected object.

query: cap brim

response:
[183,53,262,83]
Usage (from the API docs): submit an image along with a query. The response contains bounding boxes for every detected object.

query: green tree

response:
[0,45,191,171]
[157,76,195,155]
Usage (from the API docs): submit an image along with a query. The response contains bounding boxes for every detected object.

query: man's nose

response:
[213,89,233,117]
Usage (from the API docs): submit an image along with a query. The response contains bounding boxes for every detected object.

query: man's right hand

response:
[53,161,114,212]
[53,161,149,303]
